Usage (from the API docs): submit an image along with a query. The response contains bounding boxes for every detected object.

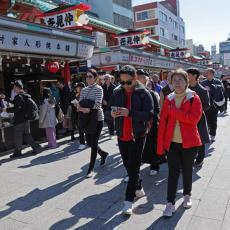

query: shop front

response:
[0,15,95,152]
[91,46,207,77]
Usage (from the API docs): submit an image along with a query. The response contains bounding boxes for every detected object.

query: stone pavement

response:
[0,104,230,230]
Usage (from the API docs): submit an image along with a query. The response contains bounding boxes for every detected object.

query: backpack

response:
[211,84,225,108]
[21,95,39,121]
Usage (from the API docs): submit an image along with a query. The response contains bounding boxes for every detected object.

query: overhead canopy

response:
[0,15,95,60]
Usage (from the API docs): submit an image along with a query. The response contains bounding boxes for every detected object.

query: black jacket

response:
[102,83,116,110]
[78,99,98,134]
[59,85,71,115]
[107,82,154,139]
[189,84,210,144]
[222,80,230,98]
[201,78,224,106]
[6,93,31,125]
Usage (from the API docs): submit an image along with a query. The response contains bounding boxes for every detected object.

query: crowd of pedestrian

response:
[0,65,229,218]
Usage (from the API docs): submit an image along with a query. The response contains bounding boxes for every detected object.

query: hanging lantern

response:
[47,61,59,73]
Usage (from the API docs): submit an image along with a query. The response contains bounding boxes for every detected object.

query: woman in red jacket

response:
[157,69,202,217]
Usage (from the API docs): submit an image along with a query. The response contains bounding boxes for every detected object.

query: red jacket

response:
[157,89,202,155]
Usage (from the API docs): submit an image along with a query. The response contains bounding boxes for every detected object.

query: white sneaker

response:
[124,176,129,183]
[149,170,158,176]
[86,171,94,178]
[135,188,145,198]
[183,195,192,209]
[210,135,216,142]
[78,144,86,150]
[122,201,133,215]
[163,202,176,217]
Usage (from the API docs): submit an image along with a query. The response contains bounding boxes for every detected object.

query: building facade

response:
[219,35,230,66]
[75,0,133,29]
[133,0,185,48]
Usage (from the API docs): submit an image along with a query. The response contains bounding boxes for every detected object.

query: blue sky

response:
[133,0,230,51]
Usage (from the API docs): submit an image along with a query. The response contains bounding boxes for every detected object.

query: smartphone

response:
[111,106,118,112]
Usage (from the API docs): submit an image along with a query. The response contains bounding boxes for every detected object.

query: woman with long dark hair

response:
[78,69,109,178]
[39,88,58,149]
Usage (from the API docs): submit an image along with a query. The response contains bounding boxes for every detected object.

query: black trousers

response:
[14,121,39,154]
[118,137,146,202]
[224,97,228,111]
[85,121,107,171]
[196,145,205,162]
[105,118,114,135]
[167,142,197,204]
[205,106,218,137]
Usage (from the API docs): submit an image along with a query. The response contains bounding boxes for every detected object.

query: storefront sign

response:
[117,31,150,47]
[38,4,90,29]
[0,29,77,56]
[77,42,94,59]
[170,50,189,59]
[129,55,150,66]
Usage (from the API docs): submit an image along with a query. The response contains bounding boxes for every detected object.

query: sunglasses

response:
[120,80,132,86]
[86,75,94,79]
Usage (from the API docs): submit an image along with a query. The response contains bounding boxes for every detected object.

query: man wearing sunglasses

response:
[108,65,153,215]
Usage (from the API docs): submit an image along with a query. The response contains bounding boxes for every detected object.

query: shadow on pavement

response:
[0,164,88,220]
[49,183,130,230]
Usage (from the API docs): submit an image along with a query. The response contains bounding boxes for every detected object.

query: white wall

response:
[156,2,185,48]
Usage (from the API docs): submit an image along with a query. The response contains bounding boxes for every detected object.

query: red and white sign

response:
[170,50,189,59]
[116,31,150,47]
[37,4,91,29]
[47,61,59,73]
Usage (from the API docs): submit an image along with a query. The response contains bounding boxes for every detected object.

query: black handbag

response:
[78,99,98,134]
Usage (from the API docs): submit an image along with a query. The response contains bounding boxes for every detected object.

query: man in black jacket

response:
[108,65,153,215]
[187,68,210,166]
[1,80,41,158]
[102,74,116,136]
[201,68,224,142]
[221,75,230,113]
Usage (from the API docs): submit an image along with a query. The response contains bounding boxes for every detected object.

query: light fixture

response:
[18,56,22,60]
[26,57,30,66]
[41,58,46,67]
[6,55,10,60]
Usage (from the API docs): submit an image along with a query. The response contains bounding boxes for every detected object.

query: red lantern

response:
[47,61,59,73]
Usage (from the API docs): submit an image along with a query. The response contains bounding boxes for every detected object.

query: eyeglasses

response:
[104,78,109,81]
[120,80,132,86]
[86,75,94,79]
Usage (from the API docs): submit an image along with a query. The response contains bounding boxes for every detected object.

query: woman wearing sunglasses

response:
[108,65,153,215]
[78,69,109,178]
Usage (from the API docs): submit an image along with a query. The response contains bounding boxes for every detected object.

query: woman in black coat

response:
[142,79,161,175]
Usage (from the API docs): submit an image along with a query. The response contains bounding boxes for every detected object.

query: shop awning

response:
[0,16,95,60]
[88,16,127,34]
[149,38,174,50]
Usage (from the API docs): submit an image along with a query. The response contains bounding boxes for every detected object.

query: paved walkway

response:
[0,103,230,230]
